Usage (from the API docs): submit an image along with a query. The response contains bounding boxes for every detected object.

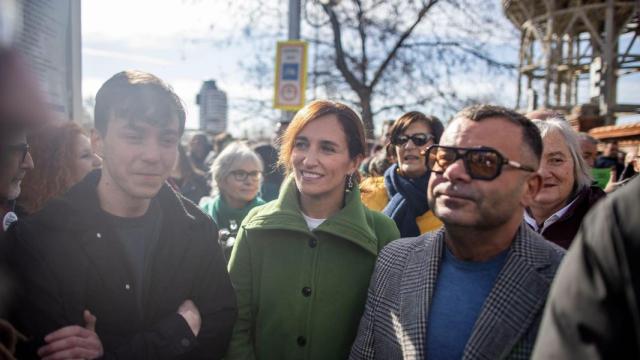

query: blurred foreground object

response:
[533,177,640,359]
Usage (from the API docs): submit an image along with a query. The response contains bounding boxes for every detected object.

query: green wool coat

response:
[226,176,400,360]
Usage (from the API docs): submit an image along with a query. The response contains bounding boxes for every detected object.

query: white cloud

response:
[82,76,105,99]
[84,48,173,66]
[167,77,202,129]
[82,0,242,47]
[82,0,269,133]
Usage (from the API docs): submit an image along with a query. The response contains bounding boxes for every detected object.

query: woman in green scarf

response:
[199,141,265,261]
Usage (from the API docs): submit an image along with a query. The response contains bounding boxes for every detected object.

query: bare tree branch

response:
[321,3,365,93]
[221,0,519,138]
[402,40,517,69]
[369,0,439,90]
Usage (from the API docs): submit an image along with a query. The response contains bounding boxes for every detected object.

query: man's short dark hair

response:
[94,70,185,135]
[453,104,543,163]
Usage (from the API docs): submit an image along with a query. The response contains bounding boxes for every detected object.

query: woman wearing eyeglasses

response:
[225,100,399,360]
[525,118,605,249]
[199,141,265,261]
[360,111,444,237]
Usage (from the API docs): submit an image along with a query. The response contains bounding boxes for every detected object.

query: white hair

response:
[209,141,264,197]
[533,118,593,191]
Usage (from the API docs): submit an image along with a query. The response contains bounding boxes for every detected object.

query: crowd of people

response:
[1,45,639,360]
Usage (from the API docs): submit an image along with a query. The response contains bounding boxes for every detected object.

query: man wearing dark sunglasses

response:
[0,126,34,232]
[0,50,44,235]
[351,105,565,360]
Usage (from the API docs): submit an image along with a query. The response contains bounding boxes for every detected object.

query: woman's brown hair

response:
[385,111,443,160]
[278,100,367,176]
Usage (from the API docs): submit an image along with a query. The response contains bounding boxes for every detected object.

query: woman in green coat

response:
[226,100,400,360]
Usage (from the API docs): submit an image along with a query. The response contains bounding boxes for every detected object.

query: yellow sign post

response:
[274,40,308,111]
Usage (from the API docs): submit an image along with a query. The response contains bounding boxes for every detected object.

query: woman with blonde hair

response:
[226,100,399,360]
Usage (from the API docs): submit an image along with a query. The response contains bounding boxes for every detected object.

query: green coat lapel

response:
[244,175,382,255]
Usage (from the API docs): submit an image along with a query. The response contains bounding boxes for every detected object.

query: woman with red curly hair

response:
[18,121,102,214]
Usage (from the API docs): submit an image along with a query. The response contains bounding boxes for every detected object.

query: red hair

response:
[18,121,88,213]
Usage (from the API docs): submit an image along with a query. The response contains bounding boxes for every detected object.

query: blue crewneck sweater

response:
[425,246,509,359]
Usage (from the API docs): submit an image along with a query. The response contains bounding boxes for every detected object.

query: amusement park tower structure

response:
[504,0,639,127]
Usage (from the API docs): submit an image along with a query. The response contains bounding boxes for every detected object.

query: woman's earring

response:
[347,173,354,189]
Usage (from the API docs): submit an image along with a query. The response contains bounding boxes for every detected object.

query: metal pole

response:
[515,31,524,110]
[289,0,301,40]
[71,1,82,123]
[602,0,616,125]
[282,0,302,122]
[543,0,555,109]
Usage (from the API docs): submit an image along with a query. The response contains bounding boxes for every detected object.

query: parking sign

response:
[274,40,307,110]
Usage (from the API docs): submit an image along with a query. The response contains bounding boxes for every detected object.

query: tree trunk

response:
[359,90,374,140]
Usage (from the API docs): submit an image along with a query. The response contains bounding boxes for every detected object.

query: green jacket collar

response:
[243,175,380,255]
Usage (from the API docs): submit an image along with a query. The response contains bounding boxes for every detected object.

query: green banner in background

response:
[592,168,611,189]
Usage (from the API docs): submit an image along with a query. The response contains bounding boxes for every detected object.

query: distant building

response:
[196,80,228,133]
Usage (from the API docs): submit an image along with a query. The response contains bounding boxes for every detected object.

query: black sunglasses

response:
[5,143,30,163]
[391,133,434,147]
[228,170,262,182]
[423,145,536,180]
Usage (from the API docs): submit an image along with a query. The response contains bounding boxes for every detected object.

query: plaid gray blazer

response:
[350,223,565,360]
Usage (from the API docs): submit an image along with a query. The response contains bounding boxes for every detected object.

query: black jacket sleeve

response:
[532,177,640,359]
[182,219,237,359]
[9,222,73,359]
[10,215,237,360]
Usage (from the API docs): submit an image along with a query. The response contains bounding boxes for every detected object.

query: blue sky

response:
[81,0,639,136]
[82,0,264,135]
